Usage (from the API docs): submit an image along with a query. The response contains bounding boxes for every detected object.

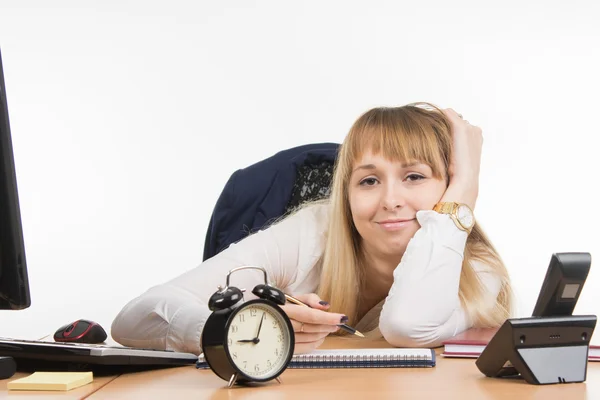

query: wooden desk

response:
[89,337,600,400]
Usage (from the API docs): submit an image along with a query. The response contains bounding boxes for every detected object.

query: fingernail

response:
[340,315,349,324]
[319,301,330,306]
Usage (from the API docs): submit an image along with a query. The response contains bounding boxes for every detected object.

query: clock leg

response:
[276,377,282,384]
[228,373,238,388]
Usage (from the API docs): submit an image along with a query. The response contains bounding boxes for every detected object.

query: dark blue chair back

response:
[202,143,340,261]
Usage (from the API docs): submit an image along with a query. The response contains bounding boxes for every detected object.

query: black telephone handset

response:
[531,252,591,317]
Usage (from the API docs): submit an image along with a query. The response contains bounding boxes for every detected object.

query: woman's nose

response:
[383,204,400,211]
[383,201,401,210]
[382,185,405,210]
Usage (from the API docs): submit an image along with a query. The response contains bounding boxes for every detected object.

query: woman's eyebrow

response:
[352,161,423,173]
[401,161,422,168]
[352,164,376,173]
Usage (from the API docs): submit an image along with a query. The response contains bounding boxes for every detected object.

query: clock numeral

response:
[227,338,232,346]
[250,309,257,317]
[272,320,278,328]
[231,325,239,333]
[239,314,245,323]
[243,361,247,369]
[275,348,279,357]
[277,334,283,343]
[232,352,238,359]
[267,360,272,368]
[254,364,260,372]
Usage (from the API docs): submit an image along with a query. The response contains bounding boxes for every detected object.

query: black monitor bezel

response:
[0,48,31,310]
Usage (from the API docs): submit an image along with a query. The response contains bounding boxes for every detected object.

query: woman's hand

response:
[280,293,346,354]
[440,108,483,210]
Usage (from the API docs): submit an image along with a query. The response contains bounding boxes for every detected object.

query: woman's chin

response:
[378,242,409,259]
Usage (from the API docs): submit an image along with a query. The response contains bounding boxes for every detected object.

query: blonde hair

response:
[314,102,513,331]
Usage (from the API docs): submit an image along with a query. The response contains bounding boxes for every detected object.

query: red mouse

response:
[53,319,107,344]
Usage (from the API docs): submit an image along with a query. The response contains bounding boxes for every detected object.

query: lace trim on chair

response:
[286,162,334,213]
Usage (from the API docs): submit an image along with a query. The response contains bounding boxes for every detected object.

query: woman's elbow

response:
[110,307,135,345]
[110,294,170,349]
[379,317,447,348]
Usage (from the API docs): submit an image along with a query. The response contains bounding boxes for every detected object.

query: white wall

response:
[1,1,599,343]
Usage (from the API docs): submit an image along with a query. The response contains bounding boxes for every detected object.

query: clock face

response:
[225,300,293,380]
[457,204,474,228]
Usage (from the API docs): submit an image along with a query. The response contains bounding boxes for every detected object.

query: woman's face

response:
[348,151,447,259]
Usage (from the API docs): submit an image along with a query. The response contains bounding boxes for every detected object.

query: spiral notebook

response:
[196,348,436,369]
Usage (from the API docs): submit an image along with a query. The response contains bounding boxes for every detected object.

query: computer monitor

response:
[0,50,199,380]
[0,48,31,310]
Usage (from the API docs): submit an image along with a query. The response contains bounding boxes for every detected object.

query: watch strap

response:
[433,202,457,214]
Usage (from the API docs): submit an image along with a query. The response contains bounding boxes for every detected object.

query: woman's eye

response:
[406,174,424,182]
[359,177,378,186]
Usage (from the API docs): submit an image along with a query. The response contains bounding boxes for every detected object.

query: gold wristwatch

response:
[433,202,475,234]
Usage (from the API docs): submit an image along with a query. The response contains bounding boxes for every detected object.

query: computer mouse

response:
[53,319,108,344]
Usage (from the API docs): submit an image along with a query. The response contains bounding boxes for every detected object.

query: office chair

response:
[202,143,340,261]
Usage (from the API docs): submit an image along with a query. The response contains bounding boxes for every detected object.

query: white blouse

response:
[110,203,501,355]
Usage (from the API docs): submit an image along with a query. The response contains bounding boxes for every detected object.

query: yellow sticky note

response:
[7,371,93,391]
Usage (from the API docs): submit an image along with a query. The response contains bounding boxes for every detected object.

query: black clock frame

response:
[202,298,295,385]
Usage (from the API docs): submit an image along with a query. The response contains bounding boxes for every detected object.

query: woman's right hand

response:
[280,293,347,354]
[440,108,483,211]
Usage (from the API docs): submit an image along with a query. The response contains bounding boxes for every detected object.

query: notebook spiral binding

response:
[287,350,431,369]
[196,349,436,369]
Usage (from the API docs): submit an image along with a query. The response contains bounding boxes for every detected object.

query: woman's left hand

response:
[440,108,483,210]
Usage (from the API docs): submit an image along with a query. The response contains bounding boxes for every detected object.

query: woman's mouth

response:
[377,219,415,231]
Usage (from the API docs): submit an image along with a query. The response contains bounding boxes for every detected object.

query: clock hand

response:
[237,339,259,343]
[255,312,266,339]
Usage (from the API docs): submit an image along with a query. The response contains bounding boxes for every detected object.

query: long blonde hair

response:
[315,103,513,330]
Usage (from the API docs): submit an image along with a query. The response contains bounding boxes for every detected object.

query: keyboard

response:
[0,337,198,372]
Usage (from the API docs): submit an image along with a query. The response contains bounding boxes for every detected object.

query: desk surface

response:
[2,336,598,399]
[88,337,600,400]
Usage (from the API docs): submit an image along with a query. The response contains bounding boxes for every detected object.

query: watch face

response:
[457,204,474,228]
[225,300,294,381]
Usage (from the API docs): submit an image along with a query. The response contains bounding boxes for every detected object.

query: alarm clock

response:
[201,266,295,387]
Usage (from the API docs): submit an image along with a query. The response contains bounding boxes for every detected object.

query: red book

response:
[442,327,600,362]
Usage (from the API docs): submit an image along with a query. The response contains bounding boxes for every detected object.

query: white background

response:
[1,1,599,344]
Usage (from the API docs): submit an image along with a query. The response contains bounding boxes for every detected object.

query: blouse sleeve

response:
[378,210,502,348]
[110,204,328,355]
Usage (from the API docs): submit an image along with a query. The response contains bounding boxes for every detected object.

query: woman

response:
[111,103,512,355]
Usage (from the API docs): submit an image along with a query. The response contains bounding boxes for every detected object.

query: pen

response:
[284,294,365,338]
